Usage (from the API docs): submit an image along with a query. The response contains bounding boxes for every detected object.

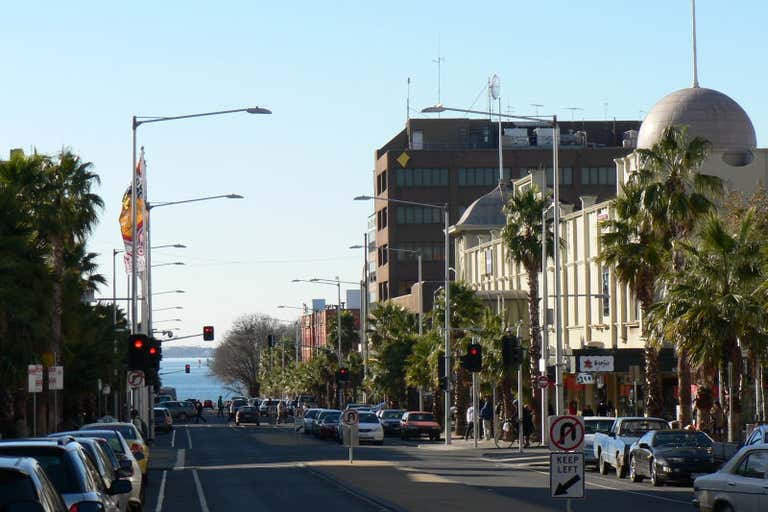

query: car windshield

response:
[239,407,256,413]
[408,414,435,422]
[305,410,319,419]
[0,469,36,506]
[0,448,80,494]
[154,410,167,418]
[584,420,615,434]
[652,431,712,448]
[359,413,378,423]
[619,420,668,436]
[382,411,404,419]
[322,412,341,422]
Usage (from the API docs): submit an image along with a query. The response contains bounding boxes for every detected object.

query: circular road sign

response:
[127,371,144,388]
[342,409,359,426]
[537,375,550,389]
[548,415,585,452]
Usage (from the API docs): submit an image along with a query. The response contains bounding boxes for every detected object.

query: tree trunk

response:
[678,351,692,426]
[525,266,541,431]
[455,364,470,436]
[695,368,715,435]
[644,343,663,417]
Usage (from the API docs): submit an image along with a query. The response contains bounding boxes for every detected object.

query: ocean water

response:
[158,357,235,402]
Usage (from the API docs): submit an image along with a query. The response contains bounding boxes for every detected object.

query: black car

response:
[377,409,405,434]
[0,455,68,512]
[628,430,717,486]
[235,406,261,426]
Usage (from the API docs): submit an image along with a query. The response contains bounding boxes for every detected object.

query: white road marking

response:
[186,427,193,449]
[170,429,176,448]
[192,469,210,512]
[174,449,185,470]
[154,470,167,512]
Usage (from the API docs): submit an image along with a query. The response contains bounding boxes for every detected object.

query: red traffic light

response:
[148,346,157,355]
[185,364,191,373]
[133,339,144,349]
[469,347,479,356]
[203,325,214,341]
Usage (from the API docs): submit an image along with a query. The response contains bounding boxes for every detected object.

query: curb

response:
[299,463,406,512]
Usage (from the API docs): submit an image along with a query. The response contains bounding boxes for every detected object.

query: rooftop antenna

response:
[433,35,445,113]
[407,77,411,121]
[489,74,504,185]
[603,101,608,120]
[530,104,543,117]
[692,0,699,88]
[566,107,583,122]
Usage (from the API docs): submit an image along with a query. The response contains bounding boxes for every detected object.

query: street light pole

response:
[353,195,451,444]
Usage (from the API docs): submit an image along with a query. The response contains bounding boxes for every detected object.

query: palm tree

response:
[502,184,557,410]
[633,125,722,426]
[598,182,666,416]
[647,212,765,439]
[366,302,417,406]
[327,310,360,358]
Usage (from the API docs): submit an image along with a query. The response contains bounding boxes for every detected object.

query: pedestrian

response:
[522,404,534,447]
[596,400,608,416]
[195,401,207,424]
[711,401,725,440]
[464,405,475,440]
[277,400,285,424]
[582,404,594,417]
[568,400,578,415]
[480,399,493,440]
[130,409,147,439]
[217,396,224,417]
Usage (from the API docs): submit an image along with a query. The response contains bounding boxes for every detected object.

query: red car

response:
[203,399,214,409]
[400,411,442,441]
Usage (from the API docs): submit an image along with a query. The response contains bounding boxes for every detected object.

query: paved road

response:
[144,413,695,511]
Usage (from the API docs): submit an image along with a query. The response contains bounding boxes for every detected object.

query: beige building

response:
[453,84,764,417]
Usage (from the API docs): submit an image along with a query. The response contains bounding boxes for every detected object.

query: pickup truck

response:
[593,416,670,478]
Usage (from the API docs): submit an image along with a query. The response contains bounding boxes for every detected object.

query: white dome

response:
[638,87,755,165]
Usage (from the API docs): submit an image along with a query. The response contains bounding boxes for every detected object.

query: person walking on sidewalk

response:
[522,404,534,447]
[195,401,207,424]
[217,396,225,417]
[480,399,493,440]
[464,405,475,440]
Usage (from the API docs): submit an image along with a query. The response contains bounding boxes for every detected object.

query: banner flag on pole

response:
[119,149,147,275]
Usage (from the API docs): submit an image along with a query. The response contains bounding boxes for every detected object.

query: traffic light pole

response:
[472,371,479,448]
[517,321,524,454]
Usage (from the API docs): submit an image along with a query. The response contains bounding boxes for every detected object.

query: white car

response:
[337,411,384,445]
[693,443,768,512]
[302,408,324,435]
[583,416,615,467]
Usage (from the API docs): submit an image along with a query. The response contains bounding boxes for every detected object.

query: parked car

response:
[154,394,173,405]
[52,430,143,510]
[400,411,441,441]
[303,408,324,435]
[80,423,149,481]
[693,443,768,512]
[314,410,342,439]
[594,416,670,478]
[744,424,768,446]
[0,455,68,512]
[0,438,130,512]
[259,399,279,416]
[158,400,196,421]
[65,437,132,512]
[583,416,616,468]
[154,407,173,433]
[628,430,717,486]
[235,406,261,425]
[377,409,406,435]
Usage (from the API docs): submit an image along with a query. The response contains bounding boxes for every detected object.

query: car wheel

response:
[716,503,735,512]
[629,456,643,483]
[598,452,609,475]
[650,461,663,487]
[616,454,627,479]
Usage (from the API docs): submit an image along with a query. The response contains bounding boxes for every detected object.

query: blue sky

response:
[1,1,764,346]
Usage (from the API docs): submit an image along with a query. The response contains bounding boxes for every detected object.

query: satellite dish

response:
[490,74,501,100]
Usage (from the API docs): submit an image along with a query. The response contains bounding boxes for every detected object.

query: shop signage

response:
[576,373,594,385]
[579,355,613,372]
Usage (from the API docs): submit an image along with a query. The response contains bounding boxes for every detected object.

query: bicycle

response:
[494,416,519,448]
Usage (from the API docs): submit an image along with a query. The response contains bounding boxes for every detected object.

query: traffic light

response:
[147,338,162,370]
[336,367,350,383]
[461,343,482,372]
[501,334,524,369]
[438,354,448,390]
[203,325,214,341]
[267,334,275,348]
[128,334,149,370]
[185,364,191,374]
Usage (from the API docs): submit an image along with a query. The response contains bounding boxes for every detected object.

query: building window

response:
[395,206,441,224]
[522,167,572,186]
[378,244,389,266]
[601,266,610,317]
[377,207,388,230]
[395,168,449,187]
[394,242,445,261]
[484,248,494,275]
[458,167,510,186]
[581,167,616,185]
[377,171,387,194]
[379,281,389,301]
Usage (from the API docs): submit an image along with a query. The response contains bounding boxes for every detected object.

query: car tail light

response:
[70,502,103,512]
[130,443,144,454]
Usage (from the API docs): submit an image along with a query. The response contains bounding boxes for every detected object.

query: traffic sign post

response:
[550,453,584,499]
[127,371,145,388]
[342,410,359,463]
[537,375,550,389]
[28,365,43,436]
[548,415,586,510]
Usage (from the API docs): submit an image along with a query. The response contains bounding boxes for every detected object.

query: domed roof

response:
[637,87,756,154]
[453,184,506,231]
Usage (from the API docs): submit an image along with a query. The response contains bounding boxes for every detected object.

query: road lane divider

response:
[186,428,193,449]
[170,429,176,448]
[192,469,210,512]
[174,449,185,470]
[154,470,167,512]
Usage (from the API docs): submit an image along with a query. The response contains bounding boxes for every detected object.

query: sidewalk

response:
[417,434,548,455]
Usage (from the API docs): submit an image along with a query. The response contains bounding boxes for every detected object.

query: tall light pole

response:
[350,236,373,401]
[354,195,451,444]
[422,104,564,415]
[130,106,271,335]
[277,304,308,362]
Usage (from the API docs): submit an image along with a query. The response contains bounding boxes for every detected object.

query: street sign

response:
[28,365,43,393]
[576,373,594,385]
[127,370,145,388]
[342,409,359,426]
[548,415,585,451]
[550,452,584,499]
[48,366,63,390]
[537,375,550,389]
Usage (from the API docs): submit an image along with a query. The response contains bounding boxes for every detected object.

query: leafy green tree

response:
[327,310,360,358]
[367,302,416,407]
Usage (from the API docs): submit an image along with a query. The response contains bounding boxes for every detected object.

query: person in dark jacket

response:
[195,401,207,424]
[480,399,493,440]
[522,404,534,447]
